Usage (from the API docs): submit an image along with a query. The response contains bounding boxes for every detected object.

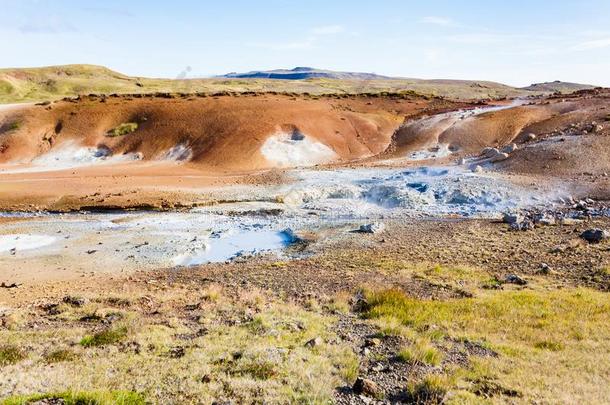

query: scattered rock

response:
[580,229,609,244]
[364,338,381,347]
[167,346,185,358]
[353,377,381,398]
[538,263,552,274]
[533,213,556,226]
[504,274,527,285]
[358,223,385,234]
[304,337,323,348]
[62,295,87,307]
[471,165,484,173]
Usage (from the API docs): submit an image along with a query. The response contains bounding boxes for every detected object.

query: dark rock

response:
[504,274,527,285]
[580,229,609,243]
[358,223,385,234]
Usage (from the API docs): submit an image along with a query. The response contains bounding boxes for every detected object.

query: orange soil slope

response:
[0,93,461,171]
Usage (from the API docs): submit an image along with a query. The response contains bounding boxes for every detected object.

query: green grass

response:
[1,390,145,405]
[407,374,451,404]
[0,345,26,366]
[363,287,610,403]
[80,327,128,347]
[106,122,138,137]
[0,63,557,103]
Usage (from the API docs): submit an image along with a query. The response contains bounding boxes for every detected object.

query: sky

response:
[2,0,610,87]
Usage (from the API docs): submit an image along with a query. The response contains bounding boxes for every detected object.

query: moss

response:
[80,326,128,347]
[106,122,138,137]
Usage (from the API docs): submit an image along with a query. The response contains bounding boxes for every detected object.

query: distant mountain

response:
[220,67,393,80]
[522,80,596,94]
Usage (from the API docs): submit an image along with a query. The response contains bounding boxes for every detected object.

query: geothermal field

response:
[0,65,609,404]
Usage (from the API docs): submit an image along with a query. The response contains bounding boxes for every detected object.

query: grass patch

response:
[0,345,26,367]
[407,374,451,404]
[364,288,609,347]
[80,326,128,347]
[2,390,145,405]
[364,287,610,403]
[106,122,138,137]
[397,340,443,366]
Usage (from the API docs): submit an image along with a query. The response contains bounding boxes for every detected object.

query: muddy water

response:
[0,165,562,278]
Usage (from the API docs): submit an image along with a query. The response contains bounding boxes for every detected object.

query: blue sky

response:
[2,0,610,86]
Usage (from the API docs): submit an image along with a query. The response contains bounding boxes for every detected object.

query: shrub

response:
[106,122,138,137]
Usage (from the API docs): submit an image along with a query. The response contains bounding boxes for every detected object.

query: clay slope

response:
[0,93,459,171]
[391,90,610,160]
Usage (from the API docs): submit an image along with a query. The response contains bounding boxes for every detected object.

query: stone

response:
[353,377,381,398]
[472,165,484,173]
[504,274,527,285]
[482,147,499,158]
[364,338,381,347]
[533,213,556,226]
[490,152,510,162]
[304,337,323,348]
[62,295,87,307]
[501,143,518,154]
[503,212,524,225]
[358,222,385,234]
[538,263,552,274]
[525,133,537,141]
[580,229,609,244]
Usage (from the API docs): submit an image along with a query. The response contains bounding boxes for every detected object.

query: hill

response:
[220,66,392,80]
[0,64,599,104]
[521,80,596,93]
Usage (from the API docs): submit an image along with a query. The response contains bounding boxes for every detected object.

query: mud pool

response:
[0,164,564,276]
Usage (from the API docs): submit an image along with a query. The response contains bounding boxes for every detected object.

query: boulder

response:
[504,274,527,285]
[580,229,609,243]
[353,377,381,398]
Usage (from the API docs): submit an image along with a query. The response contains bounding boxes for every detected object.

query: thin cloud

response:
[421,16,453,26]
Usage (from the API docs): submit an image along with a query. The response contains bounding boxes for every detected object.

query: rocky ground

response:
[0,215,608,404]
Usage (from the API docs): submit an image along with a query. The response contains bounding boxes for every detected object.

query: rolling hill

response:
[0,64,599,104]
